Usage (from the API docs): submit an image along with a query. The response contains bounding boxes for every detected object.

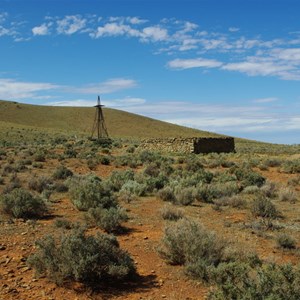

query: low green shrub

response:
[0,188,48,219]
[85,207,128,233]
[54,218,74,230]
[209,263,300,300]
[34,151,46,162]
[160,205,184,221]
[157,186,176,203]
[52,166,73,179]
[251,196,280,221]
[99,156,110,165]
[119,180,147,197]
[108,169,135,192]
[67,175,117,211]
[281,159,300,174]
[159,218,226,269]
[276,233,296,249]
[28,176,53,193]
[278,187,297,203]
[233,167,265,188]
[197,182,239,203]
[27,229,136,286]
[175,186,196,206]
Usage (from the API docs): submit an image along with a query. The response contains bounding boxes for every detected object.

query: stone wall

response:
[138,137,235,154]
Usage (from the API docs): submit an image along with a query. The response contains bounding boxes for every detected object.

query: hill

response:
[0,100,221,139]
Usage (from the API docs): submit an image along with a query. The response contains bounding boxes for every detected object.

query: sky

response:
[0,0,300,144]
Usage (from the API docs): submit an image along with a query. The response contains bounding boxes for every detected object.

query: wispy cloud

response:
[0,78,59,100]
[167,58,223,69]
[229,27,240,32]
[0,77,138,101]
[56,15,86,35]
[47,96,146,107]
[74,78,138,94]
[252,97,278,103]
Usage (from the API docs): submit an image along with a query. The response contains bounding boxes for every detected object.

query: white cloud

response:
[47,99,96,107]
[229,27,240,32]
[271,48,300,62]
[141,26,168,42]
[127,17,148,25]
[222,60,295,77]
[167,58,223,70]
[75,78,138,94]
[57,15,86,35]
[0,78,59,100]
[0,12,8,23]
[253,97,278,103]
[47,97,146,107]
[91,22,137,38]
[32,23,50,36]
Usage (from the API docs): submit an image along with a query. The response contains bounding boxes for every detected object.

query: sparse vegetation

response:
[0,188,48,219]
[27,229,136,286]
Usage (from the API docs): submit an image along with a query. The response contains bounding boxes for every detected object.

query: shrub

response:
[52,166,73,179]
[27,229,136,286]
[251,196,280,220]
[278,187,297,203]
[143,163,160,177]
[54,182,68,193]
[159,218,226,268]
[0,177,4,185]
[119,180,147,197]
[67,175,117,211]
[260,181,277,198]
[87,159,98,170]
[85,207,128,233]
[34,151,46,162]
[185,157,204,172]
[100,156,110,165]
[175,186,196,206]
[3,175,22,194]
[197,182,239,203]
[54,218,73,230]
[0,188,48,219]
[233,167,265,188]
[281,159,300,174]
[214,195,247,209]
[118,189,137,203]
[160,205,184,221]
[63,148,77,158]
[209,263,300,300]
[276,233,296,249]
[157,186,176,203]
[28,176,53,193]
[108,169,135,192]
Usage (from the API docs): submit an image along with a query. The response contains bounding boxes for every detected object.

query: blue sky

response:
[0,0,300,144]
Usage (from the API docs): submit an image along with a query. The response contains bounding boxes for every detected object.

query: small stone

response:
[0,245,6,250]
[162,295,167,298]
[143,236,148,240]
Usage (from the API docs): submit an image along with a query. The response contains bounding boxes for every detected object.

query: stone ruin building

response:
[139,137,235,154]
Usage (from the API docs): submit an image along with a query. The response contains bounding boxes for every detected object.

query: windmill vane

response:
[91,95,109,140]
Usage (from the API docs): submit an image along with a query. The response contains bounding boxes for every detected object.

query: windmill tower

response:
[91,95,109,140]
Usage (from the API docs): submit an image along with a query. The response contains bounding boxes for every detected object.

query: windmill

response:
[91,95,109,140]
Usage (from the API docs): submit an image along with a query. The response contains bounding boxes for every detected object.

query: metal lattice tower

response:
[91,95,109,140]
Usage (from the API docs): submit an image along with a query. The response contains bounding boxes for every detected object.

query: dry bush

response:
[27,229,136,286]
